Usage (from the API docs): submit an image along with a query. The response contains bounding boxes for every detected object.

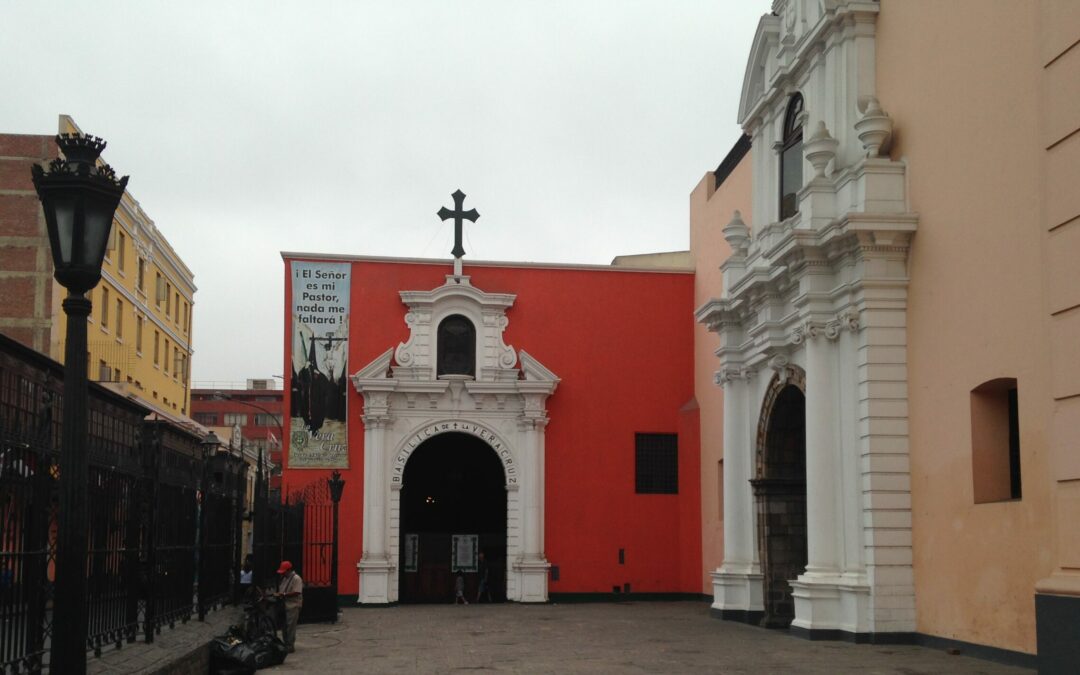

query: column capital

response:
[362,414,392,429]
[715,366,757,388]
[517,416,549,431]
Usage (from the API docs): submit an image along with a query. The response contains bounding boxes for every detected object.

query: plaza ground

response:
[271,601,1031,674]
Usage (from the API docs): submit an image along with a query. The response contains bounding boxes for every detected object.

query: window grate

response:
[635,433,678,494]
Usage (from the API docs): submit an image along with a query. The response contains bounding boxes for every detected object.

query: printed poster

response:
[289,261,349,468]
[451,534,478,572]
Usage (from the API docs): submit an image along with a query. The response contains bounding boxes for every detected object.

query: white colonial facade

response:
[696,0,917,637]
[351,273,558,604]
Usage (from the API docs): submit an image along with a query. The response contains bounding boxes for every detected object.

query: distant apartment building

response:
[191,379,285,471]
[0,115,196,415]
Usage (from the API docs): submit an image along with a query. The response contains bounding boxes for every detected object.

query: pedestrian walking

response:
[475,551,491,603]
[455,572,469,604]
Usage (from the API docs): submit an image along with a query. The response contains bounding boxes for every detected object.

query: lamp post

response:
[327,470,345,596]
[33,133,128,675]
[198,431,222,621]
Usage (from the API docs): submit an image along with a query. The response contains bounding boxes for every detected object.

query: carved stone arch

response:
[754,366,806,479]
[751,365,808,627]
[389,418,520,490]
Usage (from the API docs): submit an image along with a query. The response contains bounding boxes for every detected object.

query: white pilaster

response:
[514,413,550,602]
[357,414,394,604]
[711,368,763,618]
[791,323,845,632]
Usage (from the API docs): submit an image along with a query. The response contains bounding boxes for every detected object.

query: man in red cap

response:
[275,560,303,653]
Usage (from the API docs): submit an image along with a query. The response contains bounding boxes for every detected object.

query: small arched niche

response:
[437,314,476,377]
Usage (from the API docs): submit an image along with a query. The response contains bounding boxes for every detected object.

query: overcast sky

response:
[2,1,769,386]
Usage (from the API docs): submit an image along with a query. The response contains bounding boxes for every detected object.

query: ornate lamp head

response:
[31,133,128,294]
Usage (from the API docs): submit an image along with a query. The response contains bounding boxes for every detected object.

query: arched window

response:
[779,93,804,221]
[437,314,476,377]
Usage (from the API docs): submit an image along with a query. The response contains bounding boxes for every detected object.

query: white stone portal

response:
[698,0,916,637]
[351,274,558,604]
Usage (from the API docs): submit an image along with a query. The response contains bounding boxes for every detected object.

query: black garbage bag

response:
[249,634,288,668]
[209,637,258,674]
[209,633,288,673]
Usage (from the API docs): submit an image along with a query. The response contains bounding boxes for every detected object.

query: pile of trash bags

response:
[210,595,288,674]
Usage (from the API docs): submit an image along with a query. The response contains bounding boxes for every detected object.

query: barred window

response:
[635,433,678,494]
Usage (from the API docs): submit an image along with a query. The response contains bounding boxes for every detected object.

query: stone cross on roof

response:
[438,189,479,276]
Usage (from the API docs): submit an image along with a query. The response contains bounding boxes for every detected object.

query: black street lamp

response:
[33,133,128,675]
[198,431,222,621]
[327,470,346,595]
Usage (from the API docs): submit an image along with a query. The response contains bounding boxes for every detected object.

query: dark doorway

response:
[751,383,807,628]
[399,432,506,603]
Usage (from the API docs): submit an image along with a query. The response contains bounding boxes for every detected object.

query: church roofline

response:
[280,251,694,276]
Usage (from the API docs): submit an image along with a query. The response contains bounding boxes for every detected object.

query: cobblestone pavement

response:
[87,606,238,674]
[269,602,1032,674]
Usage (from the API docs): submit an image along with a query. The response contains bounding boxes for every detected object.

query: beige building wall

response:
[610,250,693,269]
[1035,0,1080,661]
[690,152,751,593]
[877,0,1078,655]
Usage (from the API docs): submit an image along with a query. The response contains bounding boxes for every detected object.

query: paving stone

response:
[265,602,1031,674]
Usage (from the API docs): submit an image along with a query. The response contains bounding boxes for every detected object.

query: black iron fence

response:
[0,334,247,674]
[251,470,344,624]
[0,331,345,673]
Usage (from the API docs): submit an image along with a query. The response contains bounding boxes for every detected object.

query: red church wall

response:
[283,256,700,598]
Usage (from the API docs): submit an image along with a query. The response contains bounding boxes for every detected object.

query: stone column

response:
[801,322,842,577]
[515,408,550,602]
[367,417,388,559]
[357,390,395,604]
[789,321,846,633]
[711,367,762,620]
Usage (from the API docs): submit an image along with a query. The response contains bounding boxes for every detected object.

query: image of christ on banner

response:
[289,261,350,468]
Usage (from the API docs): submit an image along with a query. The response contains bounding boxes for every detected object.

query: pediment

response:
[737,13,781,127]
[519,350,558,384]
[352,348,393,380]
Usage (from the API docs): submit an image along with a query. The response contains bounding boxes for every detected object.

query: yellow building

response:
[0,115,197,416]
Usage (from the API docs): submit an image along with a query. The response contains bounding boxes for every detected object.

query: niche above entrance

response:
[393,275,519,383]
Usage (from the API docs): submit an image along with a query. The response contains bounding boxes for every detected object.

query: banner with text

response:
[289,261,350,468]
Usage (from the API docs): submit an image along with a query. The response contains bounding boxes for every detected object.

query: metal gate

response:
[252,470,344,624]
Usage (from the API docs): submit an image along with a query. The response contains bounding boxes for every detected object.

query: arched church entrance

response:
[398,432,507,603]
[751,373,807,628]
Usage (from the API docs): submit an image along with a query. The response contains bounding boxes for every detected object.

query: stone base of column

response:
[791,571,870,636]
[512,559,550,602]
[709,566,764,623]
[357,557,395,604]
